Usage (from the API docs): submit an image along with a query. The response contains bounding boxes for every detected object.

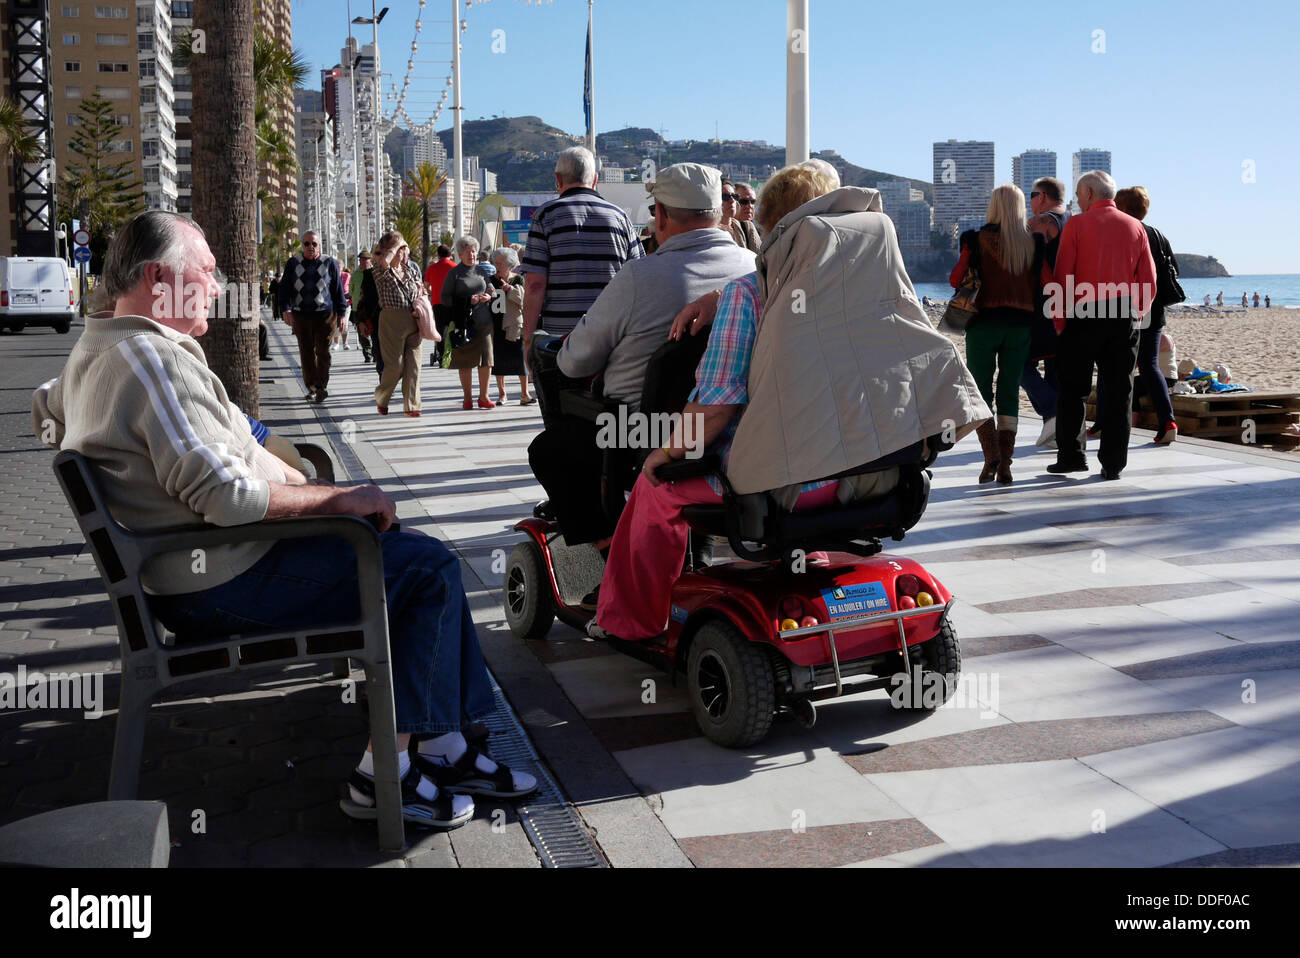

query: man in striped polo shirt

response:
[520,146,643,350]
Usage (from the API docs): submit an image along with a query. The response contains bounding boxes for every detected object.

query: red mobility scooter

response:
[504,334,961,747]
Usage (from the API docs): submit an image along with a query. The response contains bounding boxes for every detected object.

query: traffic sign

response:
[73,229,91,247]
[74,246,92,265]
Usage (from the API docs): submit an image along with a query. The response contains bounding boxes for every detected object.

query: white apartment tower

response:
[932,140,994,238]
[1011,150,1056,198]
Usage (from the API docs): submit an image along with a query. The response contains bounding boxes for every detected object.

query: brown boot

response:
[976,421,999,483]
[996,430,1016,484]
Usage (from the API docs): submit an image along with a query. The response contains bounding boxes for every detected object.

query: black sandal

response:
[339,763,473,829]
[412,746,537,799]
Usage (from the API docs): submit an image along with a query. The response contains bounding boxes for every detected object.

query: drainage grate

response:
[481,676,606,868]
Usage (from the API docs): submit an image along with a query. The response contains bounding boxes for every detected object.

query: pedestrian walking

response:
[488,246,532,404]
[442,235,496,410]
[950,184,1049,484]
[372,232,430,417]
[1046,171,1157,480]
[278,230,346,403]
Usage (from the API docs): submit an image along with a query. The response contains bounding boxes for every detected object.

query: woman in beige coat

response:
[372,232,429,417]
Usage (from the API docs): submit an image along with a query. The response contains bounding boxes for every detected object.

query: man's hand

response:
[669,290,722,340]
[281,310,293,328]
[340,484,398,531]
[641,447,672,488]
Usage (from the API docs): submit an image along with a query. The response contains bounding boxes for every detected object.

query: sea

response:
[911,273,1300,309]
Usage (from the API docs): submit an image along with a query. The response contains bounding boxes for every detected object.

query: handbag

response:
[414,291,439,342]
[940,234,981,332]
[1150,227,1186,309]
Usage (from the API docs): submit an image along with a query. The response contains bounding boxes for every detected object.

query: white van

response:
[0,256,77,334]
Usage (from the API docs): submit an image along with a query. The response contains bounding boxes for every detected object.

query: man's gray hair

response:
[1077,170,1117,200]
[454,234,479,256]
[555,146,597,187]
[491,246,519,269]
[663,204,721,226]
[102,210,205,299]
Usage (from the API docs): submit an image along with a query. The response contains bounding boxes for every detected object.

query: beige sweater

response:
[33,313,286,594]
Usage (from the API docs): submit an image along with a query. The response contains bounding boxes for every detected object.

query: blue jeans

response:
[1021,357,1058,420]
[150,531,495,735]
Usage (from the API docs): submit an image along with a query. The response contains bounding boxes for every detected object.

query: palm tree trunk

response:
[191,4,260,417]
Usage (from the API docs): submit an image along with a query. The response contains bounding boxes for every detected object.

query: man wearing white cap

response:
[528,163,755,546]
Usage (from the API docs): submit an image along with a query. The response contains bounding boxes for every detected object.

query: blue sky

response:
[291,0,1299,273]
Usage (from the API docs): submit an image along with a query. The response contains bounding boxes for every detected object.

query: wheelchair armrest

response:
[558,389,618,423]
[654,454,722,483]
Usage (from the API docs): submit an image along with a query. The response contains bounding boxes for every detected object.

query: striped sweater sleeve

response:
[116,334,273,526]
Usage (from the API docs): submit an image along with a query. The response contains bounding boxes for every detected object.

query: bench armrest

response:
[137,514,383,566]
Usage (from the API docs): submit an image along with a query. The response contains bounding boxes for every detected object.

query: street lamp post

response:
[352,6,389,247]
[785,0,810,167]
[452,0,463,238]
[347,3,365,256]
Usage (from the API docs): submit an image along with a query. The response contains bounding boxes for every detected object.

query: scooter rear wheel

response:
[687,619,775,748]
[893,620,962,711]
[504,541,555,641]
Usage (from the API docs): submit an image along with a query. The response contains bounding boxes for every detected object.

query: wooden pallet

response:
[1086,389,1300,450]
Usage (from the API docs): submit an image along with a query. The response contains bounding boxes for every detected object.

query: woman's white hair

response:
[491,246,519,269]
[454,234,479,255]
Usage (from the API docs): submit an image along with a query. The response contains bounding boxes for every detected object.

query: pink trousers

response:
[596,475,838,641]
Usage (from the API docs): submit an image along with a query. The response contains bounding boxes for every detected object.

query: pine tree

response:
[57,93,145,236]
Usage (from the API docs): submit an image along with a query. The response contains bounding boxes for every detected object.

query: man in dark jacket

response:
[278,230,346,403]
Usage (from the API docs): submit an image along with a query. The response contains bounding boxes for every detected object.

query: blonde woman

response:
[373,232,429,417]
[949,185,1050,484]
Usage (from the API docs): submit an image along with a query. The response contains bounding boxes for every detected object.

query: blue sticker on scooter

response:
[819,581,890,621]
[669,605,689,624]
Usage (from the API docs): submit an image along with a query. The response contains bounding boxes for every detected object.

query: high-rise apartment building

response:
[332,36,380,256]
[294,88,335,255]
[1072,148,1112,188]
[932,140,994,238]
[48,1,178,217]
[875,179,923,215]
[1011,149,1056,198]
[895,200,933,256]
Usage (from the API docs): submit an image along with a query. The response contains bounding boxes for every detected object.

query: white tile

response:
[865,760,1226,867]
[1081,727,1300,848]
[616,737,911,839]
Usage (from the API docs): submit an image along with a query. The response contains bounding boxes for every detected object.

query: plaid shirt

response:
[372,262,423,311]
[691,272,835,496]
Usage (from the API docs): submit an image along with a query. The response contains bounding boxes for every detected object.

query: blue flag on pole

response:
[583,15,593,141]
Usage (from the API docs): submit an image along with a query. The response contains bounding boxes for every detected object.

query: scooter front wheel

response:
[504,540,555,641]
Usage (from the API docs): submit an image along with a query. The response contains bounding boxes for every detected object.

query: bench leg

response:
[332,658,352,680]
[108,678,151,801]
[362,660,405,852]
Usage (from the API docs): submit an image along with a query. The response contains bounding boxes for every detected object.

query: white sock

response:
[353,749,449,804]
[418,731,535,793]
[358,748,410,779]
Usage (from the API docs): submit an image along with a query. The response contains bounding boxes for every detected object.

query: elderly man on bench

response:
[32,211,535,831]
